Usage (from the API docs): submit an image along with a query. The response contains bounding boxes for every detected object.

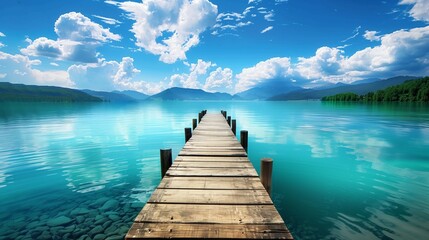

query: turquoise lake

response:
[0,101,428,240]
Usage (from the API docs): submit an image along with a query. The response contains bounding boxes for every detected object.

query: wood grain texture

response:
[127,223,293,239]
[134,204,284,224]
[158,176,265,190]
[148,189,273,205]
[126,113,292,239]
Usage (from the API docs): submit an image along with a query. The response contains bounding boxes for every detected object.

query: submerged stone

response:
[46,216,72,227]
[101,199,119,211]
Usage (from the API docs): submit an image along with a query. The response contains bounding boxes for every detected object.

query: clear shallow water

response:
[0,101,428,240]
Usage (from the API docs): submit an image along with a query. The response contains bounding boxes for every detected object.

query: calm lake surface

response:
[0,101,428,240]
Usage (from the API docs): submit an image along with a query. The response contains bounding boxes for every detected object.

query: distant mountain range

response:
[82,89,150,102]
[269,76,419,101]
[147,87,232,101]
[0,76,423,102]
[233,79,302,100]
[0,82,102,102]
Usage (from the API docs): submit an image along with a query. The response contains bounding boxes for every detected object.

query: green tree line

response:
[322,77,429,102]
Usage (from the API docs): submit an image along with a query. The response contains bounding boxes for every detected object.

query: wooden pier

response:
[126,112,293,239]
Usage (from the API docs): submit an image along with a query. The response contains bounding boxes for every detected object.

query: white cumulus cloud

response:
[399,0,429,22]
[0,51,73,87]
[295,46,345,80]
[235,57,292,92]
[363,30,382,41]
[203,67,233,92]
[68,57,158,94]
[169,59,215,88]
[112,0,217,64]
[21,12,120,63]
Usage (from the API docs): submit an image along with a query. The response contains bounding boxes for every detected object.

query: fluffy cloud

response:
[21,12,120,63]
[399,0,429,22]
[344,26,429,77]
[169,59,214,88]
[235,57,292,92]
[0,51,73,87]
[203,67,233,92]
[68,57,159,94]
[235,25,429,90]
[295,47,344,80]
[363,30,381,41]
[111,0,217,64]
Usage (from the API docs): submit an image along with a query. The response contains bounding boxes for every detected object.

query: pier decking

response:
[126,112,293,239]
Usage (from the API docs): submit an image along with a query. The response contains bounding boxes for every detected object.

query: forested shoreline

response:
[322,77,429,102]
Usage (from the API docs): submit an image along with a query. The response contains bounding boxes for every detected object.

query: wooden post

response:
[227,116,231,126]
[224,111,227,119]
[185,127,192,143]
[160,149,172,178]
[261,158,273,196]
[198,112,202,123]
[232,119,236,135]
[240,130,248,153]
[192,119,197,130]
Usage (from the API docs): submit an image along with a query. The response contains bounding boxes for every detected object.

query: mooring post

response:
[232,119,236,135]
[185,127,192,143]
[261,158,273,196]
[224,111,227,119]
[240,130,248,153]
[192,118,197,130]
[227,116,231,126]
[160,149,172,178]
[198,112,202,123]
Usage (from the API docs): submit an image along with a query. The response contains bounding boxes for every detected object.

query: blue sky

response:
[0,0,428,94]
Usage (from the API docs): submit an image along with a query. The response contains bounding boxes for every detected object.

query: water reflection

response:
[233,101,429,240]
[0,101,428,240]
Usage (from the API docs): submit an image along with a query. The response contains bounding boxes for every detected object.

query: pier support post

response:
[227,116,231,126]
[160,149,172,178]
[198,112,202,123]
[240,130,248,153]
[192,119,197,130]
[224,111,227,119]
[261,158,273,196]
[232,119,236,135]
[185,127,192,143]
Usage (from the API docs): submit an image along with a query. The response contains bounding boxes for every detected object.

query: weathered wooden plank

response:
[158,176,265,190]
[134,204,284,224]
[126,223,293,239]
[175,156,249,162]
[126,112,292,239]
[166,167,258,177]
[148,189,273,205]
[178,151,247,157]
[172,161,254,168]
[182,147,245,151]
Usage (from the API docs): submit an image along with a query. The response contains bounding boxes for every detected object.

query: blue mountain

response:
[82,89,137,102]
[113,90,149,101]
[269,76,420,100]
[234,79,302,100]
[147,87,232,100]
